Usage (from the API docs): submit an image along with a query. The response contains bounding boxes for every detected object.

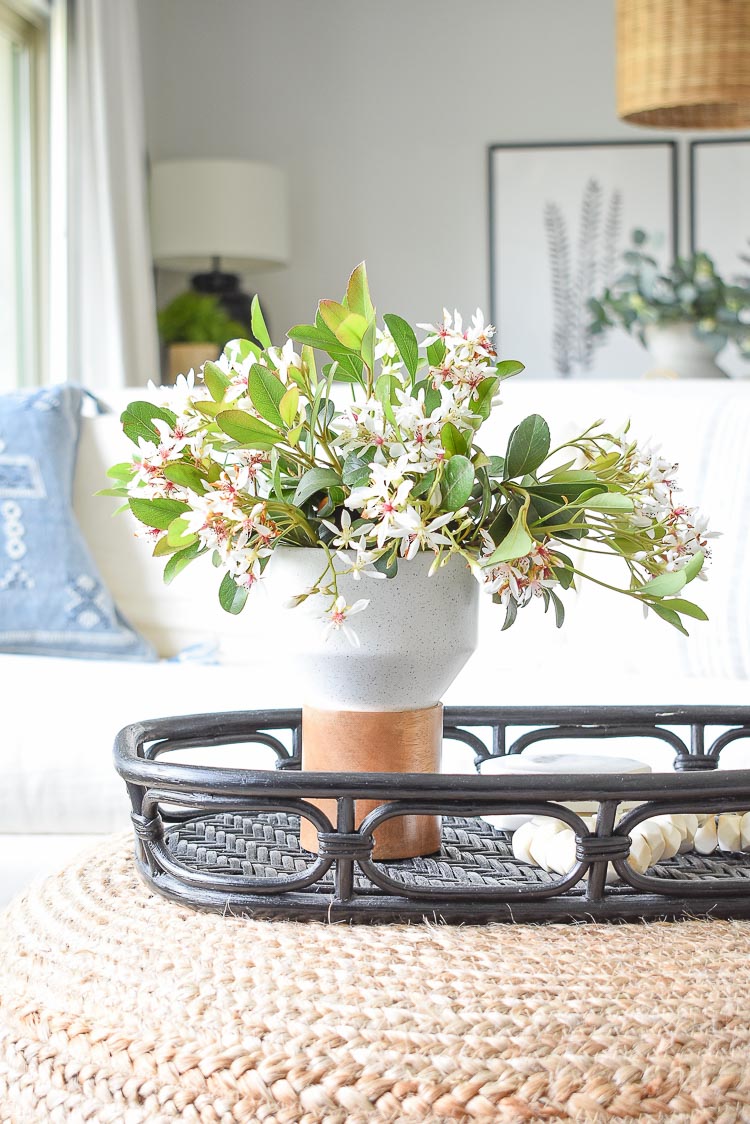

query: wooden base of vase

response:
[300,703,443,860]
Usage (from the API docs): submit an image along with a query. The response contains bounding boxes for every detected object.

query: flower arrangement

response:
[589,229,750,355]
[106,263,713,645]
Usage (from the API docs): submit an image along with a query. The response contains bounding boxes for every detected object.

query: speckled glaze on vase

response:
[263,546,479,711]
[262,547,479,858]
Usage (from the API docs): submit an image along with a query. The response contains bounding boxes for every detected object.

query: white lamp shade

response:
[150,159,290,273]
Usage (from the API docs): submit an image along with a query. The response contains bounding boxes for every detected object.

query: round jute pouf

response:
[2,838,750,1123]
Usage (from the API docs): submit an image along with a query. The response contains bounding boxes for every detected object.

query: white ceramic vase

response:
[261,546,480,859]
[262,546,479,711]
[644,322,728,379]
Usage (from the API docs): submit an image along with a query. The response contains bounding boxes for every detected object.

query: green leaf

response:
[550,549,576,589]
[483,507,534,565]
[375,372,401,436]
[373,548,399,579]
[164,541,202,585]
[331,351,365,384]
[128,496,189,531]
[637,569,687,597]
[293,467,343,507]
[471,376,500,421]
[152,534,181,557]
[162,463,206,492]
[383,313,419,379]
[203,361,231,403]
[528,471,602,501]
[501,597,518,631]
[95,486,128,498]
[251,295,272,349]
[345,262,375,320]
[440,455,474,511]
[361,317,376,375]
[279,386,299,427]
[120,401,177,447]
[194,400,222,418]
[684,550,705,582]
[288,322,360,363]
[247,365,285,427]
[219,572,249,615]
[426,337,446,369]
[106,462,135,481]
[440,422,468,458]
[638,552,706,599]
[578,491,634,514]
[318,301,369,350]
[410,468,436,500]
[659,598,708,621]
[166,515,198,549]
[649,601,690,636]
[486,456,505,478]
[495,359,525,380]
[505,414,551,478]
[342,453,373,488]
[549,589,566,629]
[216,410,280,448]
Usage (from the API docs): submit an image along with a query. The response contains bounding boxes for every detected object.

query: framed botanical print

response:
[689,138,750,379]
[488,140,678,378]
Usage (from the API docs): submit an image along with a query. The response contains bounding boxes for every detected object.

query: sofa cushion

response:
[0,386,155,661]
[2,650,750,835]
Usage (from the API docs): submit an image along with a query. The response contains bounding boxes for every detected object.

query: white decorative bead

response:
[693,818,718,855]
[717,813,742,853]
[741,811,750,852]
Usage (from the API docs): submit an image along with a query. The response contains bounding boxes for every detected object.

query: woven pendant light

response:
[617,0,750,128]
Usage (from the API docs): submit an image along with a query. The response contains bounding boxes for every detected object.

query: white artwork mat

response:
[489,143,677,380]
[690,140,750,379]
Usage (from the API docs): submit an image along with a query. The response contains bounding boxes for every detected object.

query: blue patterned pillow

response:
[0,385,156,660]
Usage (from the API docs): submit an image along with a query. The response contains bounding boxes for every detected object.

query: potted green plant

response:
[107,263,713,859]
[157,291,247,385]
[589,230,750,377]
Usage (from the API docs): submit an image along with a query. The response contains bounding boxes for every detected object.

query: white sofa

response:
[3,379,750,905]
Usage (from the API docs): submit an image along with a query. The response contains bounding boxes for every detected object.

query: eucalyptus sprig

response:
[589,229,750,356]
[105,263,714,642]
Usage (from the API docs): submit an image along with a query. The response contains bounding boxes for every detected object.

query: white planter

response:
[262,546,479,711]
[262,546,480,859]
[644,322,728,379]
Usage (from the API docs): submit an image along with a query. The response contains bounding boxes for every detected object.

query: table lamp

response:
[150,158,290,332]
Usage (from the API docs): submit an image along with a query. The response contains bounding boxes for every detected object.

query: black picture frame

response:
[689,136,750,255]
[487,139,679,378]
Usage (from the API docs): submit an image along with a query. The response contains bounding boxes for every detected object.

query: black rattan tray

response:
[114,706,750,923]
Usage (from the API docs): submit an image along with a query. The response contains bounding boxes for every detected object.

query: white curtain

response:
[68,0,158,387]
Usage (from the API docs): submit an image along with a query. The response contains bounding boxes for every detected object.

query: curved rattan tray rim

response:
[114,706,750,805]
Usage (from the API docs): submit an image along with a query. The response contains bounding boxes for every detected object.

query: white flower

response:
[268,339,303,384]
[321,509,358,549]
[386,507,455,560]
[345,471,414,546]
[322,595,369,647]
[335,538,387,580]
[146,369,209,414]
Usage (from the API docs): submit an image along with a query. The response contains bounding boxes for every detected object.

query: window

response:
[0,1,48,390]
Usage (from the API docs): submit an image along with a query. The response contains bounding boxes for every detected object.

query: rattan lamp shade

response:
[617,0,750,128]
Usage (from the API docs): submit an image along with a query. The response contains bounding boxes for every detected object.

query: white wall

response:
[137,0,679,338]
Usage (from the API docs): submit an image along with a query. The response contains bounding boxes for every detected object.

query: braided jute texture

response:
[2,837,750,1124]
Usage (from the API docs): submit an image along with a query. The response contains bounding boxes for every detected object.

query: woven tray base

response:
[166,810,750,895]
[1,835,750,1123]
